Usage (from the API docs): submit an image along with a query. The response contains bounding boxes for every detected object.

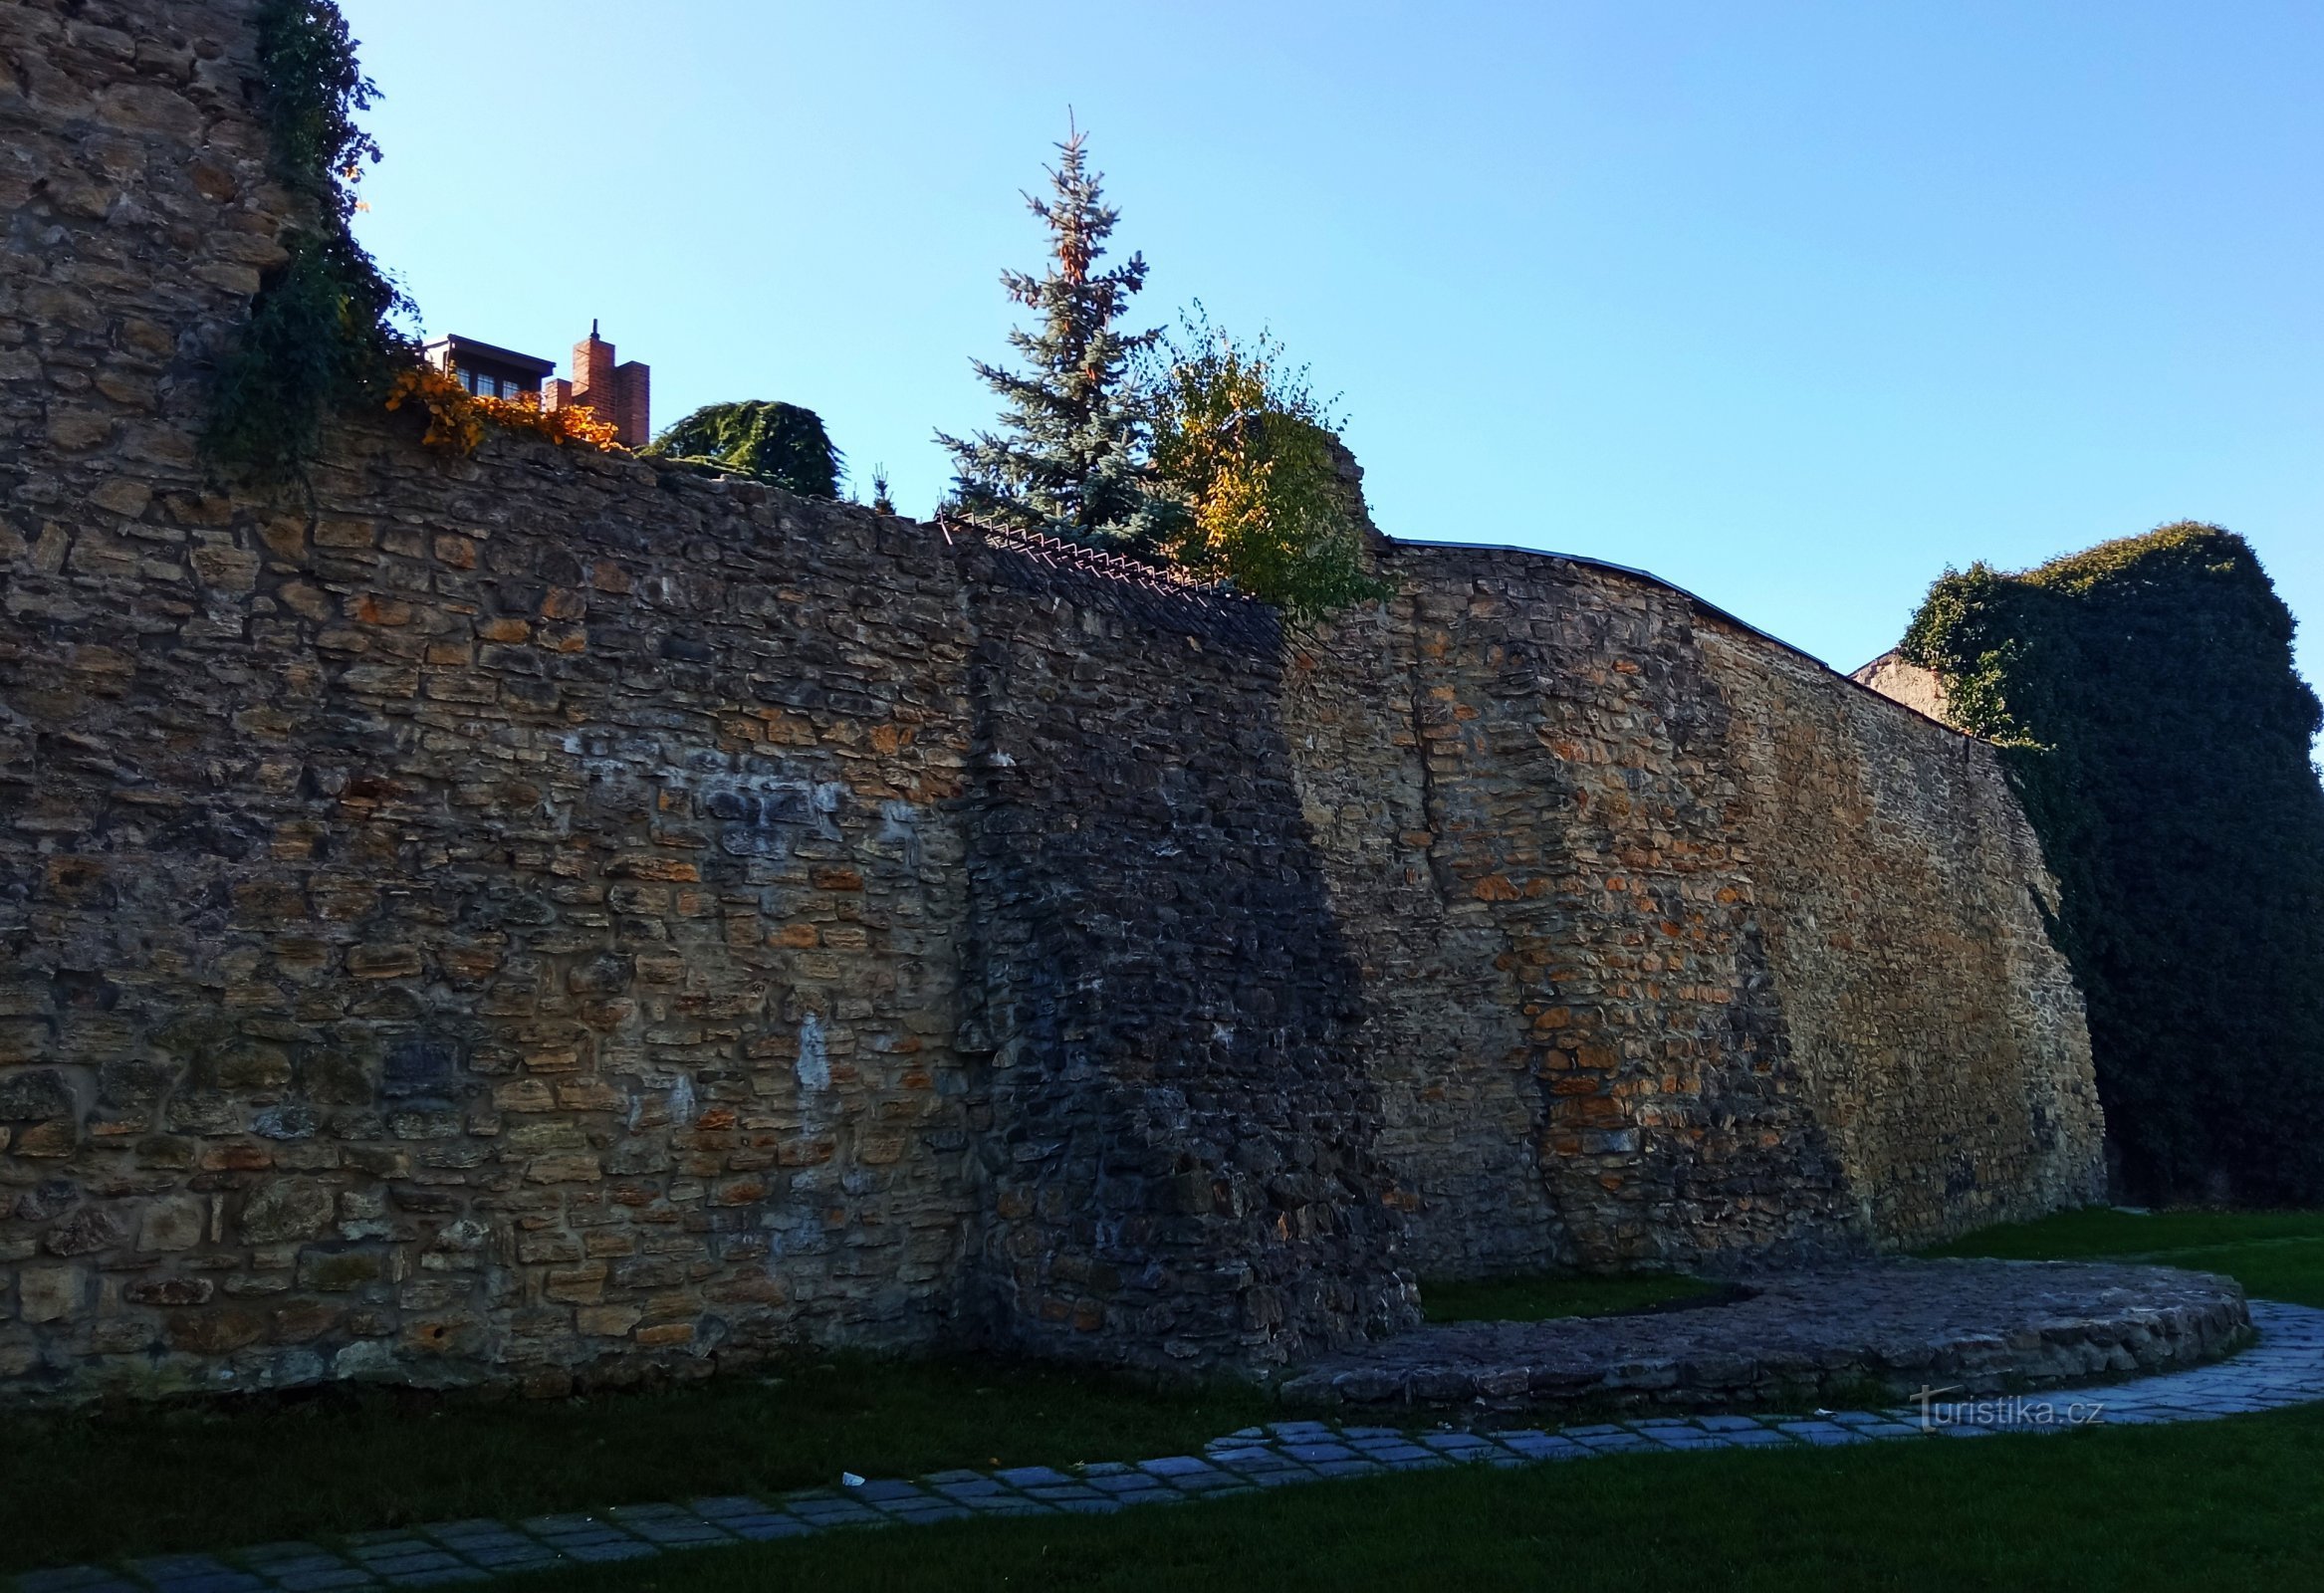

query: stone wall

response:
[1288,549,2101,1276]
[1277,582,1560,1278]
[0,0,2101,1402]
[1850,651,1953,723]
[1716,629,2100,1244]
[959,548,1414,1370]
[1,414,992,1395]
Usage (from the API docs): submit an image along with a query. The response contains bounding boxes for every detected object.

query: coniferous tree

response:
[644,400,842,498]
[937,122,1162,546]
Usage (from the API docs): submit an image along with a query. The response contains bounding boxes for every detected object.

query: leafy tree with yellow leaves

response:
[1144,311,1388,622]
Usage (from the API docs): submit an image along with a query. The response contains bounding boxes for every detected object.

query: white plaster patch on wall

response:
[797,1013,831,1094]
[877,798,924,872]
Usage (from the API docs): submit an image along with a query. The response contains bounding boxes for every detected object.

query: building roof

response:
[419,335,557,378]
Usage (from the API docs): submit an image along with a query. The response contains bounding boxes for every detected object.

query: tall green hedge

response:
[1902,523,2324,1203]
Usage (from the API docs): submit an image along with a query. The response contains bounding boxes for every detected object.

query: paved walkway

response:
[16,1300,2324,1593]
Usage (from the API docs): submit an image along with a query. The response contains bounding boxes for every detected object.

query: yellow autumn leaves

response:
[1145,319,1387,622]
[385,365,621,457]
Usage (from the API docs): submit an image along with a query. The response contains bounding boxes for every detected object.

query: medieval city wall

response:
[0,0,2100,1401]
[1287,550,2102,1280]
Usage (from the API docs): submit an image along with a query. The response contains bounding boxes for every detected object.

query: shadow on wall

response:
[955,538,1420,1370]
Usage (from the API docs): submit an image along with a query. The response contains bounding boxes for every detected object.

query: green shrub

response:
[1901,523,2324,1202]
[1142,313,1389,623]
[646,400,843,498]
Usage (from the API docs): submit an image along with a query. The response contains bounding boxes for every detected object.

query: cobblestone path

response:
[16,1301,2323,1593]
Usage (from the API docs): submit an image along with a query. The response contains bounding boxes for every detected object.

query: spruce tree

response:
[937,123,1162,546]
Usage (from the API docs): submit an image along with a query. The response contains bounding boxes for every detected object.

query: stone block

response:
[122,1276,212,1306]
[0,1068,73,1122]
[239,1183,335,1246]
[19,1264,85,1323]
[545,1264,607,1305]
[299,1250,384,1292]
[41,1209,126,1257]
[575,1304,643,1338]
[166,1307,265,1355]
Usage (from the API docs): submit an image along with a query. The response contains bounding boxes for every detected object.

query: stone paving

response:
[15,1299,2323,1593]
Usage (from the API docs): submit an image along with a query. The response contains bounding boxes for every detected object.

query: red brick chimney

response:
[575,322,616,405]
[542,320,651,447]
[614,360,650,453]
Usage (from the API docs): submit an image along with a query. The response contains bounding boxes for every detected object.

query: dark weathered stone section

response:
[958,544,1417,1369]
[1282,1259,2250,1414]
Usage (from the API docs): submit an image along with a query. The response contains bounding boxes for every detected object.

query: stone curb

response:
[15,1301,2323,1593]
[1279,1260,2254,1414]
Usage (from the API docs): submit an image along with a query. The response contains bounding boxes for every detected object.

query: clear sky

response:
[342,0,2320,684]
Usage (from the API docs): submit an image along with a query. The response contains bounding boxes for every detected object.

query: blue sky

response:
[343,0,2320,683]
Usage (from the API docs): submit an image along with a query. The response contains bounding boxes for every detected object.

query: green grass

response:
[488,1207,2324,1591]
[501,1401,2324,1592]
[1923,1204,2324,1307]
[0,1355,1276,1575]
[0,1270,1719,1567]
[11,1205,2322,1584]
[1420,1270,1726,1323]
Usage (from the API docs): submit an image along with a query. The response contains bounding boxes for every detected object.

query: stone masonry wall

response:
[959,549,1415,1371]
[2,401,998,1397]
[1713,628,2102,1244]
[0,0,2100,1400]
[1279,588,1566,1278]
[1285,547,2103,1275]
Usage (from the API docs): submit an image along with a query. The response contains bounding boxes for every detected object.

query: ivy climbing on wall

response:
[203,0,412,482]
[1902,523,2324,1204]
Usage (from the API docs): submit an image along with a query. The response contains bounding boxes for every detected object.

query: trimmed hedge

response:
[1902,523,2324,1203]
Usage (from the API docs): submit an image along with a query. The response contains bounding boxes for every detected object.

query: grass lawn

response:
[7,1204,2319,1583]
[483,1205,2324,1592]
[1420,1270,1725,1323]
[0,1356,1276,1575]
[0,1264,1715,1569]
[1923,1205,2324,1307]
[499,1399,2324,1592]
